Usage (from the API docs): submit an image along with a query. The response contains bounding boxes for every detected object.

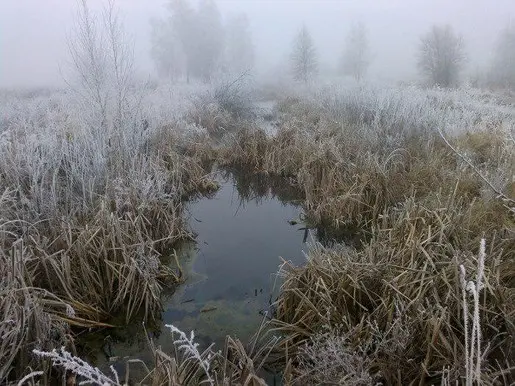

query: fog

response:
[0,0,513,88]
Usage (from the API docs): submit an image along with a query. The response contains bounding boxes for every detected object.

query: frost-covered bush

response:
[186,75,257,138]
[211,75,256,120]
[296,327,375,385]
[311,84,515,136]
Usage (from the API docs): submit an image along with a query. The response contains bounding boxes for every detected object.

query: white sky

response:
[0,0,513,88]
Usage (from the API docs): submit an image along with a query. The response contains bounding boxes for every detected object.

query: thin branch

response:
[438,128,515,212]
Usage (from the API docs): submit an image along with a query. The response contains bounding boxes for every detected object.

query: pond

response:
[161,172,309,348]
[84,171,313,379]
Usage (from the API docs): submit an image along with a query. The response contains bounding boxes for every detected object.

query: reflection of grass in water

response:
[223,166,304,206]
[225,166,365,247]
[161,240,207,303]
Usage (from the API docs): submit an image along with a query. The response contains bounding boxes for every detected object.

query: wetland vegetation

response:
[1,1,515,385]
[3,79,514,385]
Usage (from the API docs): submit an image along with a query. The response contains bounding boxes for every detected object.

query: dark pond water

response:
[161,173,309,348]
[84,172,312,378]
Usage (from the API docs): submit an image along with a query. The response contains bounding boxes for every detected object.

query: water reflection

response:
[225,167,305,205]
[78,170,363,382]
[82,171,311,377]
[166,172,308,348]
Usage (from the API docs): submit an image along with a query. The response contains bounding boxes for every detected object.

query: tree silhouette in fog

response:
[418,24,466,87]
[290,24,318,84]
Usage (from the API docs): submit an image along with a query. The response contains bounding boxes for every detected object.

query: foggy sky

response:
[1,0,513,88]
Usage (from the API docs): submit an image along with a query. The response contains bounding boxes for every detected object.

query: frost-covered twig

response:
[438,128,515,215]
[460,264,470,383]
[32,347,120,386]
[165,324,214,385]
[17,371,43,386]
[459,238,486,386]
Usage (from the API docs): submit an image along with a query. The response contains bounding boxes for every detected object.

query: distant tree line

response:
[417,22,515,89]
[289,22,373,84]
[151,0,515,90]
[151,0,254,82]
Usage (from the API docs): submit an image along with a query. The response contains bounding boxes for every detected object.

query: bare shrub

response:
[418,25,466,87]
[188,74,256,138]
[67,0,137,131]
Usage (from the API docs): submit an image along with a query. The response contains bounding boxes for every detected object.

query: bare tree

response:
[67,0,109,127]
[195,0,224,82]
[417,24,466,87]
[490,23,515,89]
[224,13,254,75]
[67,0,135,129]
[166,0,196,82]
[340,22,371,81]
[156,0,224,83]
[291,24,318,83]
[150,18,185,80]
[103,0,134,128]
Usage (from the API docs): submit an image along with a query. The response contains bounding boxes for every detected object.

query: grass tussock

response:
[187,76,257,140]
[211,86,515,383]
[0,241,72,382]
[273,195,514,384]
[0,89,217,383]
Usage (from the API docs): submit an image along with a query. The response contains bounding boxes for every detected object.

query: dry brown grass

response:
[0,137,216,383]
[1,242,70,383]
[273,195,514,384]
[210,91,515,384]
[5,83,515,384]
[218,111,487,232]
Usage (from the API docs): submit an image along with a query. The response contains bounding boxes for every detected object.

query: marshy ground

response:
[82,172,308,382]
[1,80,514,385]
